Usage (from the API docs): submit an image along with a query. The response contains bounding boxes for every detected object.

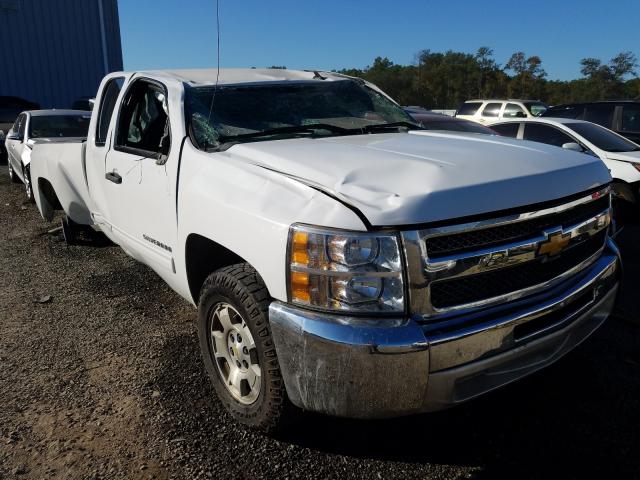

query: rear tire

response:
[197,263,293,433]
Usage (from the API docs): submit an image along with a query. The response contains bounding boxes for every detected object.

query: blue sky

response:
[119,0,640,81]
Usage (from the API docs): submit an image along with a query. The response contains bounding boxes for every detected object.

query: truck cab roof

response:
[122,68,354,87]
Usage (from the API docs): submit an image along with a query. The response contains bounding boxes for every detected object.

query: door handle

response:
[105,171,122,184]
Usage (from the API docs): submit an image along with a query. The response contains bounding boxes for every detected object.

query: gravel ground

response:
[1,163,639,480]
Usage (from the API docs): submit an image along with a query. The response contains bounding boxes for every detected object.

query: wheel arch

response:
[36,177,62,222]
[185,233,257,304]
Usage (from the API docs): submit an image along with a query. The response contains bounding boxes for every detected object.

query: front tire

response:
[198,263,292,432]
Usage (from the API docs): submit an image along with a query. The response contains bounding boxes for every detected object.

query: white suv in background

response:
[456,99,548,124]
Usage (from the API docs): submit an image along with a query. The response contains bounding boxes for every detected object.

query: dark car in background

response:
[404,107,497,135]
[0,96,40,163]
[542,101,640,144]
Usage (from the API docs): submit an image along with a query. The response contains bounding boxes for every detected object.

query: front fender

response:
[176,141,367,303]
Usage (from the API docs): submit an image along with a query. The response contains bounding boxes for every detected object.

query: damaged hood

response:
[228,131,611,226]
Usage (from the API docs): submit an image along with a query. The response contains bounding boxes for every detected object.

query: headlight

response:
[287,224,404,313]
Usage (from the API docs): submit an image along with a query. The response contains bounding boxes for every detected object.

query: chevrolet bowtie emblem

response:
[538,231,571,257]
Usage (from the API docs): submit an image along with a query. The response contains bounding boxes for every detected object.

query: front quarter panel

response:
[176,141,367,303]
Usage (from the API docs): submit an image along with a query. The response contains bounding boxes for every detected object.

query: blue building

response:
[0,0,123,108]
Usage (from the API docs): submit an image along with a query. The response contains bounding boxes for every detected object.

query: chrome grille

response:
[401,187,611,318]
[425,195,610,257]
[429,230,606,309]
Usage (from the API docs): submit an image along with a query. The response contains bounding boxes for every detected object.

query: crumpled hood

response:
[605,150,640,163]
[227,131,611,226]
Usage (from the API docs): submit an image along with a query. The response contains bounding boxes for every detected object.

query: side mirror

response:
[562,142,583,152]
[515,111,527,118]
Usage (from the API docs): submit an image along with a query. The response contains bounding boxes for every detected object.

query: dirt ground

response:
[1,164,639,479]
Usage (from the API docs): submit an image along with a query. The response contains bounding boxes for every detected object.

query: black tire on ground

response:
[24,166,35,203]
[8,161,20,183]
[197,263,293,432]
[61,216,77,245]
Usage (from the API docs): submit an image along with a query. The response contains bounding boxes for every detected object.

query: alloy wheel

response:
[209,302,261,405]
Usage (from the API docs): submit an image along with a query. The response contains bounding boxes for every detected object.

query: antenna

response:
[207,0,221,129]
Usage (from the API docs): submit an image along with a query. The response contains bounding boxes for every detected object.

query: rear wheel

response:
[198,263,293,432]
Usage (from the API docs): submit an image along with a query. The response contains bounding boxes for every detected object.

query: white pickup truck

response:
[30,69,620,431]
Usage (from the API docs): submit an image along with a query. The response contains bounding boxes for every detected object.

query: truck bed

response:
[30,139,93,225]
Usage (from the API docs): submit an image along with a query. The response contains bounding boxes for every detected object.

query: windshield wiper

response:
[206,121,423,151]
[218,123,351,143]
[355,121,424,133]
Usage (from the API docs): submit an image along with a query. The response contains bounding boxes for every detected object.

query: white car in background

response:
[456,99,548,124]
[491,118,640,206]
[5,110,90,201]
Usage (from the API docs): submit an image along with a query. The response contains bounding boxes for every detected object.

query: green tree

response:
[476,47,502,98]
[336,49,638,109]
[505,52,546,98]
[580,52,638,99]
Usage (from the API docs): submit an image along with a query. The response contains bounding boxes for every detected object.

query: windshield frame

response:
[185,79,420,151]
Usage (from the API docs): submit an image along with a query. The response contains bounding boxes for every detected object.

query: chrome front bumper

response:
[269,250,620,419]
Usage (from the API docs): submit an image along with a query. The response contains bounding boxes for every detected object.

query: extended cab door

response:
[100,78,178,276]
[86,75,127,228]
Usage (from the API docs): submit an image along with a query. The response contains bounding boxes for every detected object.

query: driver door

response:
[101,79,178,277]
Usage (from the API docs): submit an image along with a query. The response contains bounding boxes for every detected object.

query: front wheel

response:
[198,263,293,432]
